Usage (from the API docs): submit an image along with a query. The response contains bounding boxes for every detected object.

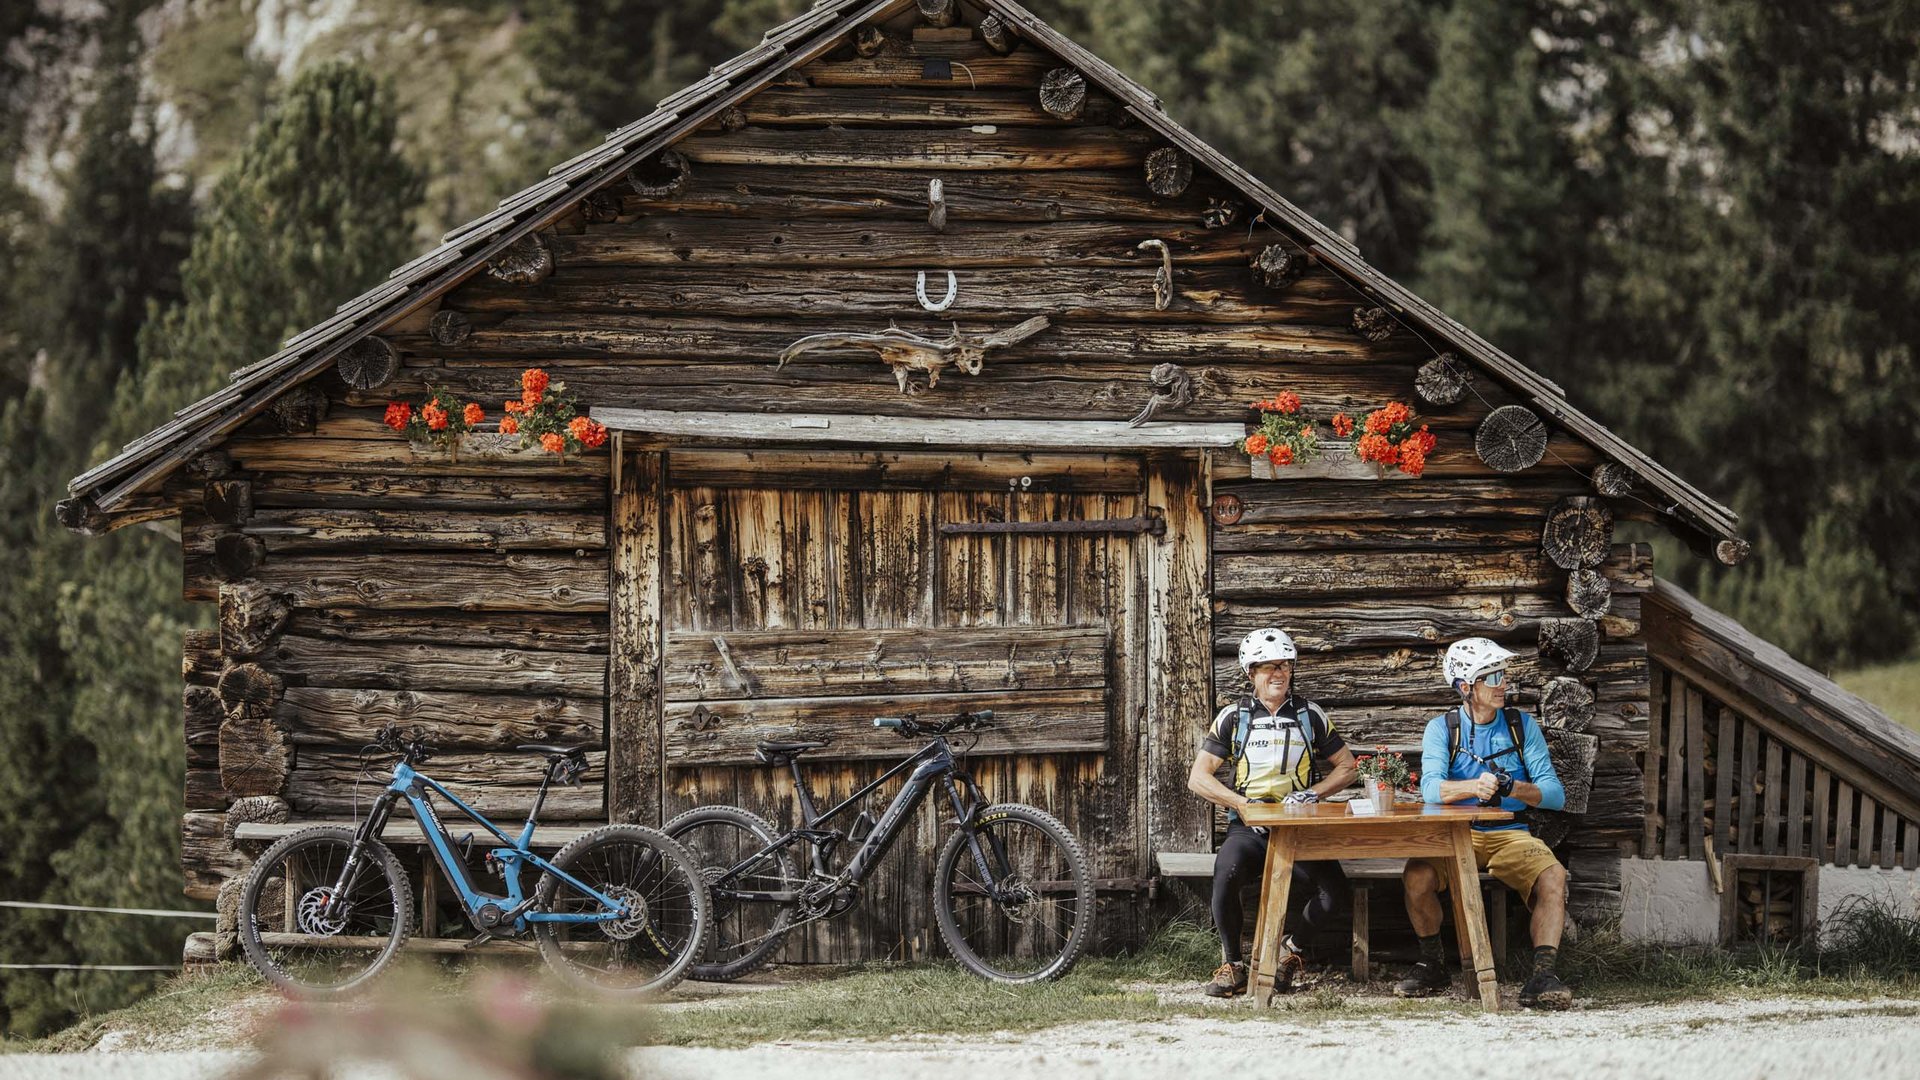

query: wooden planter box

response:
[408,431,563,463]
[1246,439,1393,480]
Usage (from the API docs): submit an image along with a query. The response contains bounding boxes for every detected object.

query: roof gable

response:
[63,0,1740,556]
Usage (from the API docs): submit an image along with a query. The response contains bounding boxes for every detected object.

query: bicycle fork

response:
[944,773,1020,904]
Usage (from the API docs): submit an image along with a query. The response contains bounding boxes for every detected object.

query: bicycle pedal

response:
[464,930,495,950]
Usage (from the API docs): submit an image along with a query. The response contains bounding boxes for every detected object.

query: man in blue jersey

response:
[1394,637,1573,1009]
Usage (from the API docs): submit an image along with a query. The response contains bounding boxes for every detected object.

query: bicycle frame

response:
[326,759,625,935]
[714,736,1008,904]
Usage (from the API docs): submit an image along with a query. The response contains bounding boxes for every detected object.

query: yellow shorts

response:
[1423,828,1561,906]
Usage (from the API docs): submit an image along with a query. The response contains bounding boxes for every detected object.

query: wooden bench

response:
[1155,851,1510,979]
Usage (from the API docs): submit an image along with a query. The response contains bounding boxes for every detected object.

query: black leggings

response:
[1211,821,1350,963]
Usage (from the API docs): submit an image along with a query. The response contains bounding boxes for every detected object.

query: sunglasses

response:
[1476,670,1507,688]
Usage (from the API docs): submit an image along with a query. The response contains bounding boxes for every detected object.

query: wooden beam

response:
[1145,452,1213,854]
[592,408,1243,450]
[247,554,608,612]
[663,624,1106,700]
[1643,665,1666,857]
[1685,685,1705,861]
[609,449,664,825]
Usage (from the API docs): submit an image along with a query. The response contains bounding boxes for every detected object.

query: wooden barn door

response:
[611,446,1161,960]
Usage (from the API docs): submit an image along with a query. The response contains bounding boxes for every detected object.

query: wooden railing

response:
[1641,580,1920,870]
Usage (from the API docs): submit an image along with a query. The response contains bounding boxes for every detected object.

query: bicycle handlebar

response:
[372,722,433,765]
[871,710,995,738]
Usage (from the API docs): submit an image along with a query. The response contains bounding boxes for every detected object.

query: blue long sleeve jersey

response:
[1418,708,1565,831]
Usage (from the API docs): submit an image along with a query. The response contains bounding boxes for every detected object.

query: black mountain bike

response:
[664,710,1094,984]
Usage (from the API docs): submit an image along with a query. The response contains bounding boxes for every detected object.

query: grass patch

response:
[1837,656,1920,734]
[10,964,268,1054]
[1559,909,1920,1004]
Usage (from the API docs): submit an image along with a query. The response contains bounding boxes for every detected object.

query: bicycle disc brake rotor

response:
[598,884,650,941]
[993,875,1038,922]
[296,887,349,936]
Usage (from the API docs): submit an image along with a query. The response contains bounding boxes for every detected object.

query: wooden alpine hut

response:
[63,0,1920,964]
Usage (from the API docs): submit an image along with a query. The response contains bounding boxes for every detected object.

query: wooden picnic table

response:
[1240,800,1514,1011]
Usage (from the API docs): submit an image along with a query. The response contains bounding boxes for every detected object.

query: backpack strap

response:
[1232,697,1254,762]
[1295,700,1322,785]
[1445,706,1464,763]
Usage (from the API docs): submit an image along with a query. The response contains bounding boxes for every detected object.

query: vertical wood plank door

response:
[616,447,1166,962]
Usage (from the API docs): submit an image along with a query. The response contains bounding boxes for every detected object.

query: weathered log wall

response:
[168,25,1653,932]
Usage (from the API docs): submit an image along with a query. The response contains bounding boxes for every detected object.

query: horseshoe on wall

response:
[917,270,958,312]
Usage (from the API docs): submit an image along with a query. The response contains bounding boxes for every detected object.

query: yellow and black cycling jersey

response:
[1200,696,1344,803]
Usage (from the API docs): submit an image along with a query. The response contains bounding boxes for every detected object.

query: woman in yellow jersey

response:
[1187,628,1359,998]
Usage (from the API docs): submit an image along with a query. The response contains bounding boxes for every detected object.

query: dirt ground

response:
[3,985,1916,1080]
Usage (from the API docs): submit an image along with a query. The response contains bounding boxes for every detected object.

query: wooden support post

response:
[1738,720,1760,854]
[1812,765,1831,863]
[1762,739,1783,856]
[1684,686,1705,861]
[1785,752,1807,858]
[1144,453,1212,854]
[1350,882,1370,981]
[1663,674,1686,860]
[1714,706,1735,856]
[1857,794,1876,868]
[1834,779,1853,865]
[1643,667,1666,857]
[608,448,664,824]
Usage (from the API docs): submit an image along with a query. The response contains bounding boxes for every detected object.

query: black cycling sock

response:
[1418,934,1446,963]
[1533,945,1558,975]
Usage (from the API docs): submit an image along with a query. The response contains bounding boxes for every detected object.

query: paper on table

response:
[1347,799,1379,816]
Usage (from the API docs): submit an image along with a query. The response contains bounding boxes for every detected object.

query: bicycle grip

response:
[968,710,994,724]
[873,717,906,730]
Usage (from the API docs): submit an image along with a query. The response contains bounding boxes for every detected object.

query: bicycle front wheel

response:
[236,826,413,997]
[933,804,1093,983]
[533,825,710,995]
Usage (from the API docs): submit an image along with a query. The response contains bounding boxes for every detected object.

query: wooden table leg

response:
[1449,824,1500,1012]
[1350,882,1370,981]
[1248,829,1295,1006]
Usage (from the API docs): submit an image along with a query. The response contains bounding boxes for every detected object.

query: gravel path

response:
[3,996,1916,1080]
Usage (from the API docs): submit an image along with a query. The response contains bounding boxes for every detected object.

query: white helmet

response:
[1444,637,1515,690]
[1239,628,1298,671]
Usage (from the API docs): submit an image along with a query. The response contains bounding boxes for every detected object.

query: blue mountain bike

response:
[236,725,710,996]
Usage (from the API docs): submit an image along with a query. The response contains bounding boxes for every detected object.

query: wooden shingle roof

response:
[64,0,1741,554]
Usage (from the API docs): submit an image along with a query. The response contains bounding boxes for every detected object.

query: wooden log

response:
[1213,643,1648,711]
[1214,518,1546,554]
[1477,405,1549,473]
[487,233,552,285]
[256,634,606,697]
[284,608,608,653]
[183,812,247,901]
[1716,538,1752,567]
[1593,462,1637,498]
[267,384,329,433]
[275,686,601,751]
[286,751,605,820]
[1547,729,1600,815]
[1220,476,1584,525]
[733,85,1124,127]
[1144,146,1193,197]
[1415,353,1469,406]
[800,51,1053,89]
[429,309,472,347]
[1216,593,1588,650]
[916,0,956,27]
[217,662,285,719]
[213,533,266,579]
[335,337,399,391]
[1543,497,1614,570]
[544,217,1248,270]
[979,12,1014,53]
[246,553,608,612]
[205,480,253,525]
[1541,677,1595,734]
[186,767,228,811]
[237,507,608,553]
[665,687,1105,766]
[667,448,1143,493]
[663,625,1105,700]
[1039,67,1086,120]
[400,311,1403,369]
[223,794,290,840]
[1214,544,1651,601]
[219,714,291,797]
[185,685,223,768]
[219,582,290,658]
[1565,569,1612,619]
[678,125,1161,171]
[249,471,607,512]
[854,25,888,58]
[1538,618,1600,672]
[627,149,692,199]
[582,189,623,223]
[1351,306,1395,342]
[591,164,1232,223]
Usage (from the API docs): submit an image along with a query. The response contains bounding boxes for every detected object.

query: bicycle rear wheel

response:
[533,825,709,995]
[933,804,1093,983]
[236,826,413,997]
[665,804,802,981]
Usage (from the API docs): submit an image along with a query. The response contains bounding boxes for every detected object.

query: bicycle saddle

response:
[516,743,588,757]
[755,739,828,764]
